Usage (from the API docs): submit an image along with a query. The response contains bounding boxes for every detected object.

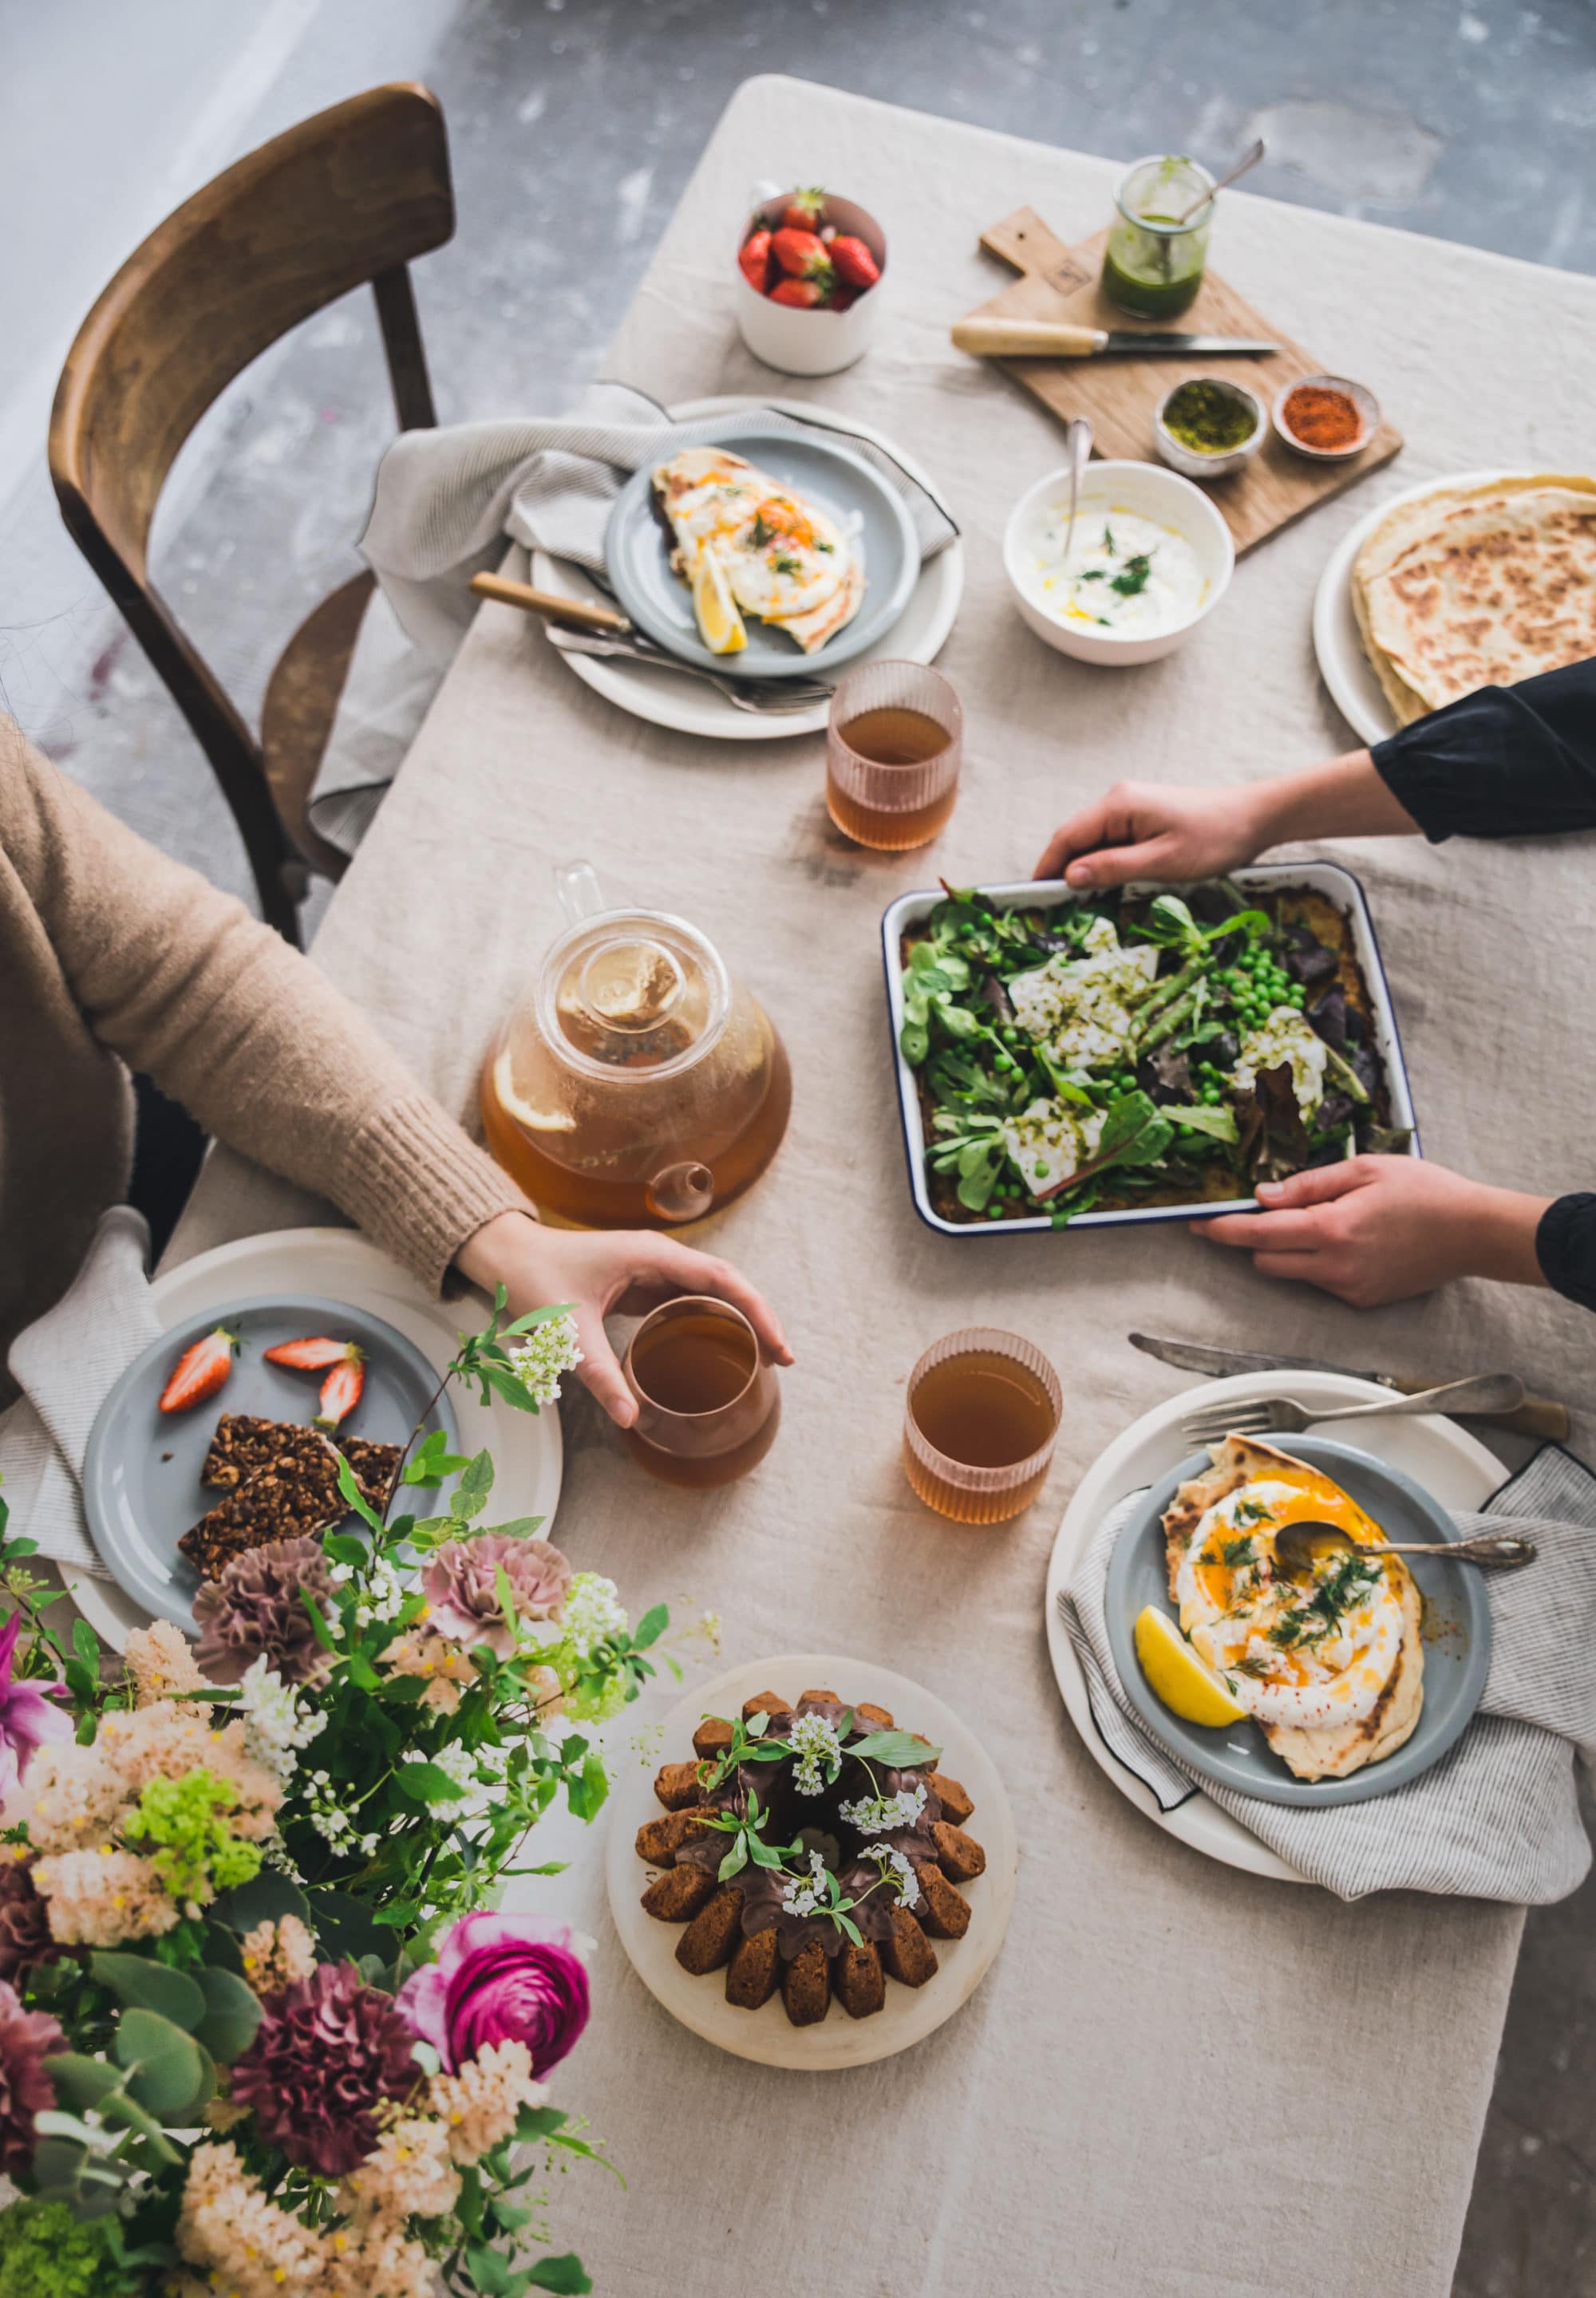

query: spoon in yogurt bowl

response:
[1061,415,1092,570]
[1273,1521,1537,1574]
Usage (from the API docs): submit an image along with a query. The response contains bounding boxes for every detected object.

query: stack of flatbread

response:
[1353,472,1596,725]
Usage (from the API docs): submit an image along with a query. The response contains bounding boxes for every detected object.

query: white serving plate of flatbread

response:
[533,397,963,743]
[606,1652,1017,2068]
[1044,1369,1502,1883]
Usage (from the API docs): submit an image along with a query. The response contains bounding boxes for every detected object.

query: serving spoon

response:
[1273,1521,1537,1574]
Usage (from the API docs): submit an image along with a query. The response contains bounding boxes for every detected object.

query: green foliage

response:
[89,1951,205,2030]
[123,1770,261,1904]
[0,2197,142,2298]
[192,1964,262,2060]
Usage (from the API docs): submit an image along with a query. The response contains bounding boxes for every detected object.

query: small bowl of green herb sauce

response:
[1153,375,1266,480]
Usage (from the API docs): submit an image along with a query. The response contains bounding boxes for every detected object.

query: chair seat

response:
[261,568,376,883]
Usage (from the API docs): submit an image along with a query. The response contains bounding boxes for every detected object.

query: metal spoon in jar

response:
[1274,1521,1537,1574]
[1061,415,1092,571]
[1171,136,1266,224]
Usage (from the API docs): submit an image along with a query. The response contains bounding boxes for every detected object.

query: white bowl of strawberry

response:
[733,184,885,377]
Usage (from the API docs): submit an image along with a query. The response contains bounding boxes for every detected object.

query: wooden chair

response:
[49,82,453,943]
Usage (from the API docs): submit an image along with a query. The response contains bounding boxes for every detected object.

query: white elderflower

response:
[429,1741,479,1812]
[863,1843,922,1908]
[507,1311,584,1408]
[788,1712,843,1797]
[353,1554,409,1629]
[838,1781,927,1837]
[237,1658,327,1783]
[562,1573,627,1660]
[780,1848,832,1919]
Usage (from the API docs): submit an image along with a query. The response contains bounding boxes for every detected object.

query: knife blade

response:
[950,317,1279,360]
[1128,1333,1570,1442]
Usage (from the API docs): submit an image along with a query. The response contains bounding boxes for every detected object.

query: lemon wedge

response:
[691,547,747,654]
[1133,1606,1246,1727]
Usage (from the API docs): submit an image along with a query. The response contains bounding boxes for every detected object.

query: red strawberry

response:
[159,1326,238,1414]
[770,226,832,280]
[768,276,828,308]
[778,187,826,232]
[829,235,880,290]
[738,227,772,293]
[264,1336,348,1370]
[314,1344,365,1431]
[830,284,859,312]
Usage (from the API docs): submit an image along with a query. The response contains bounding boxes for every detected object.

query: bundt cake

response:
[637,1687,984,2027]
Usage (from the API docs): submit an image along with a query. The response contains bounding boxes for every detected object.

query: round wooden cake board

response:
[605,1652,1018,2070]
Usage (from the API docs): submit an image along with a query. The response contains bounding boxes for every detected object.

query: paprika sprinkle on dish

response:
[1281,382,1364,452]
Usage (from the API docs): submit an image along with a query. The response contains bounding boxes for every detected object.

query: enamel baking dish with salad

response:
[882,867,1419,1236]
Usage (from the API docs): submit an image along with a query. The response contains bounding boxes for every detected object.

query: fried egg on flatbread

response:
[1162,1435,1423,1782]
[652,446,863,654]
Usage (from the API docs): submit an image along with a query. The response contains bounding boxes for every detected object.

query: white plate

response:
[69,1229,563,1654]
[884,863,1420,1238]
[1312,467,1527,744]
[1043,1369,1502,1884]
[606,1652,1017,2068]
[532,396,964,742]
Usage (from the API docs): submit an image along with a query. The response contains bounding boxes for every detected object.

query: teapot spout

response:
[646,1162,716,1223]
[555,859,605,923]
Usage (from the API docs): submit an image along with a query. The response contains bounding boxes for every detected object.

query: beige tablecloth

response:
[171,76,1596,2298]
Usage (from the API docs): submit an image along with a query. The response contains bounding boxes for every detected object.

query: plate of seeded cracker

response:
[83,1291,460,1632]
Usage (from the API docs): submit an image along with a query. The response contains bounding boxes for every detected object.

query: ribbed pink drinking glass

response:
[825,660,962,851]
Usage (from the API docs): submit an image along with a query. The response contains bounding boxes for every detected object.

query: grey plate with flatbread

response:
[83,1293,459,1633]
[1104,1435,1491,1808]
[603,413,920,677]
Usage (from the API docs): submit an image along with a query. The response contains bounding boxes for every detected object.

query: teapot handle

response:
[554,859,605,924]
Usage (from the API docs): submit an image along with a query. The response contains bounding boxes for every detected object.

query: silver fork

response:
[1179,1372,1526,1447]
[547,624,833,713]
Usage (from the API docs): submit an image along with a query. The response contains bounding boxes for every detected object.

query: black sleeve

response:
[1537,1195,1596,1315]
[1370,657,1596,842]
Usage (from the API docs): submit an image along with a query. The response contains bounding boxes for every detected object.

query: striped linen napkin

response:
[308,378,958,856]
[1059,1443,1596,1902]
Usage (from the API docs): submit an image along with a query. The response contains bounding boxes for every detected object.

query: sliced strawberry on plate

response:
[768,276,828,308]
[159,1326,239,1414]
[777,186,826,232]
[770,226,832,281]
[829,234,880,290]
[738,227,772,293]
[264,1336,349,1369]
[314,1344,365,1431]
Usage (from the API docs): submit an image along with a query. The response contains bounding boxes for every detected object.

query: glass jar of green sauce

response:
[1100,155,1215,320]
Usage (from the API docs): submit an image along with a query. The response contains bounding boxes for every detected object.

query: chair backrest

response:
[46,81,453,938]
[50,81,452,578]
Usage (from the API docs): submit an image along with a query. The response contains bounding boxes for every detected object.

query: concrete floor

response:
[4,2,1595,2288]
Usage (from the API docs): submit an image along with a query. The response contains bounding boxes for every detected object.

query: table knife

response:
[950,318,1279,360]
[470,570,631,634]
[1128,1333,1570,1443]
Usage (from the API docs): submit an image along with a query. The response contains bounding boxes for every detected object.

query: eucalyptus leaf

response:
[90,1952,205,2031]
[211,1870,312,1933]
[42,2051,123,2110]
[193,1965,262,2062]
[114,2008,205,2118]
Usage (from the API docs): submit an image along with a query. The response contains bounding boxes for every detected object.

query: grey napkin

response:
[1059,1443,1596,1903]
[0,1207,159,1577]
[308,378,959,855]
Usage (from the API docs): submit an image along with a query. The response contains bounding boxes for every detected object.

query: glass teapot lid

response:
[535,861,730,1082]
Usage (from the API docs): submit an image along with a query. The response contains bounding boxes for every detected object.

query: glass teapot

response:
[480,863,792,1227]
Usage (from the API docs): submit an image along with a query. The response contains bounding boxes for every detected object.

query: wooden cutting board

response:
[964,208,1402,554]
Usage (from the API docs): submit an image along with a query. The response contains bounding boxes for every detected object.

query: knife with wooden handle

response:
[470,571,631,634]
[950,316,1279,359]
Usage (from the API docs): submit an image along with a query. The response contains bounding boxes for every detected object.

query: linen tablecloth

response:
[168,77,1596,2298]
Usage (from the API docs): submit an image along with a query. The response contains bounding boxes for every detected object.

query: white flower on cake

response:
[507,1310,585,1407]
[781,1847,832,1917]
[789,1712,843,1795]
[839,1780,927,1835]
[1005,916,1159,1072]
[999,1098,1108,1199]
[1229,1007,1329,1118]
[862,1843,922,1908]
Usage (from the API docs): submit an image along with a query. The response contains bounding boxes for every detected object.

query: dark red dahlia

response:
[228,1961,417,2174]
[0,1858,56,1984]
[0,1980,62,2178]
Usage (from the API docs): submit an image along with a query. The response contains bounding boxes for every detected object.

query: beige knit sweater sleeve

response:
[7,729,531,1291]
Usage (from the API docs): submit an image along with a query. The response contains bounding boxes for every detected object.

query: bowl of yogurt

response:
[1002,458,1234,665]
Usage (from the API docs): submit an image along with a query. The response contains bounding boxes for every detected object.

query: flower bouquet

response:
[0,1292,677,2292]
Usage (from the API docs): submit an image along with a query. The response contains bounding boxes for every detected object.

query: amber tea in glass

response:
[624,1296,781,1489]
[826,661,962,851]
[903,1327,1061,1525]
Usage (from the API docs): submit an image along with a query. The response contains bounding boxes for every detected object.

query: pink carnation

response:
[397,1910,591,2078]
[422,1536,571,1660]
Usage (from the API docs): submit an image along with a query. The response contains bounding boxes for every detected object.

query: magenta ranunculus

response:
[422,1536,572,1660]
[0,1613,71,1804]
[397,1911,591,2077]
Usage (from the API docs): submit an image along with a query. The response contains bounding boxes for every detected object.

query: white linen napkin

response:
[307,378,959,856]
[0,1207,160,1577]
[1059,1443,1596,1903]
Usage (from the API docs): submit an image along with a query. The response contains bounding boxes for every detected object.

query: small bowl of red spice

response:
[1273,373,1380,461]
